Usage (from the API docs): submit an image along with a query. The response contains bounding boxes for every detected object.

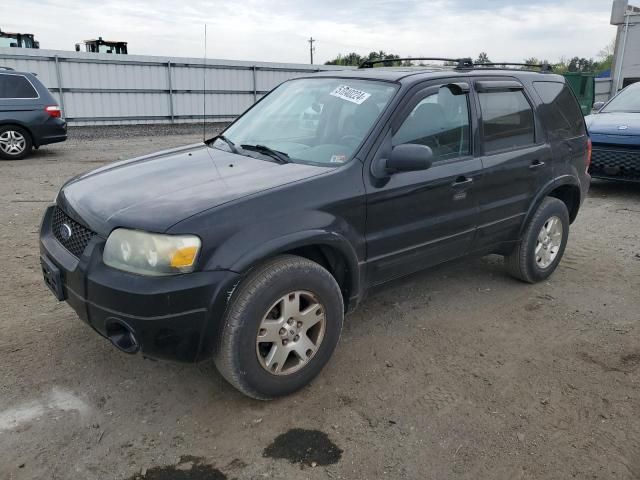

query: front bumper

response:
[39,205,240,362]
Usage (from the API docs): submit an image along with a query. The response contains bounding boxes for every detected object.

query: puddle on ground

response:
[128,456,226,480]
[263,428,343,467]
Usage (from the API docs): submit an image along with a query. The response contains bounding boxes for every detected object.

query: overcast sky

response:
[3,0,616,64]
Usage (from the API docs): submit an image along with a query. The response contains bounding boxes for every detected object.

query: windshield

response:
[213,78,397,165]
[601,84,640,113]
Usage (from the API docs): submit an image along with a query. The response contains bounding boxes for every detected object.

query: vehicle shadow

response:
[28,146,62,161]
[57,254,509,408]
[589,179,640,201]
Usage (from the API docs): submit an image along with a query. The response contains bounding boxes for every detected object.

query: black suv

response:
[0,67,67,160]
[39,59,590,399]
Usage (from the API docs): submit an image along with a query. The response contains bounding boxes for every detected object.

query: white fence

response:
[0,48,347,125]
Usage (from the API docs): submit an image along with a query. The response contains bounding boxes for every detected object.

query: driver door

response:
[364,82,482,286]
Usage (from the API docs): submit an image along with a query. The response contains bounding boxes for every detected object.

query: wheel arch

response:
[0,121,34,145]
[521,176,582,237]
[226,231,361,313]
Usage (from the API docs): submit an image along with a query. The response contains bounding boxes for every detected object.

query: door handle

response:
[452,176,473,188]
[529,160,545,169]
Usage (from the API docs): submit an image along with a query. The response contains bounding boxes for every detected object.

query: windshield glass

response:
[601,84,640,113]
[214,78,397,165]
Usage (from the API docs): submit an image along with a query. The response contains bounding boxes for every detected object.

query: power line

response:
[308,37,316,65]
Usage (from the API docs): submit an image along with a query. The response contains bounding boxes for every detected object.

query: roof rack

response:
[357,57,553,73]
[474,62,553,72]
[0,66,15,71]
[359,57,473,69]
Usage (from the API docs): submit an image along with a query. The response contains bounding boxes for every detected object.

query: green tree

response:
[595,38,615,74]
[324,52,363,66]
[325,50,402,67]
[476,52,491,64]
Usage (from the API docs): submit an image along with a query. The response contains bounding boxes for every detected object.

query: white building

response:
[610,0,640,95]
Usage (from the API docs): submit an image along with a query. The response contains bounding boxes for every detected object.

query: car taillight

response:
[586,138,592,173]
[45,105,61,118]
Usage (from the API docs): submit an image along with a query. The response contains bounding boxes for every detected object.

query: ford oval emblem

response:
[59,223,72,241]
[618,125,629,130]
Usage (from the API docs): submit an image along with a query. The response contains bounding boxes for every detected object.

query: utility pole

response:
[308,37,316,64]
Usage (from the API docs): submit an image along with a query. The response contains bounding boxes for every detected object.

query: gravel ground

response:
[1,126,639,480]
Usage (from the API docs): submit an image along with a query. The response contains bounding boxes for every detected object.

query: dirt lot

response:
[1,125,639,480]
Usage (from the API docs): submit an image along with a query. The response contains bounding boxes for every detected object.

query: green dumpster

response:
[562,72,595,115]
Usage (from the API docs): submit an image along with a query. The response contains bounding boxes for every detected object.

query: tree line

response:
[325,43,614,75]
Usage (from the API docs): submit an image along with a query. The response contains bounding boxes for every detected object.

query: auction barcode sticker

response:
[330,85,371,105]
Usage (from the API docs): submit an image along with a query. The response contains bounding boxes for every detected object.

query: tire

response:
[505,197,570,283]
[0,125,32,160]
[214,255,344,400]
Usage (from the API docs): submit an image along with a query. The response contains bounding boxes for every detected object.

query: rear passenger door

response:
[472,79,553,251]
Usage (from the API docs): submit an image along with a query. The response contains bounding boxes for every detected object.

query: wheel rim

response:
[0,130,26,155]
[256,290,326,376]
[535,215,563,269]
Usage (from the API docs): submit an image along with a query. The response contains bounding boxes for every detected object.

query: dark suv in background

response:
[0,67,66,160]
[40,59,590,399]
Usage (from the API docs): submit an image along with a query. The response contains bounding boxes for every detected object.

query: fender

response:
[197,199,365,301]
[229,229,361,302]
[520,175,581,236]
[233,228,357,266]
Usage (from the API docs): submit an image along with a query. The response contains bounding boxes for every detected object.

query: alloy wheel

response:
[535,215,563,269]
[0,130,27,156]
[256,290,326,375]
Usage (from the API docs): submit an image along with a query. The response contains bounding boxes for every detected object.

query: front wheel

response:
[214,255,344,400]
[505,197,570,283]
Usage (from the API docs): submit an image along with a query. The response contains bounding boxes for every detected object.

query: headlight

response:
[103,229,201,276]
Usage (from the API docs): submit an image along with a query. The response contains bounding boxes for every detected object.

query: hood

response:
[58,143,328,236]
[585,112,640,138]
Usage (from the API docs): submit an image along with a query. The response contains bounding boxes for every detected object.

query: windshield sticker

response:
[330,85,371,105]
[330,154,347,163]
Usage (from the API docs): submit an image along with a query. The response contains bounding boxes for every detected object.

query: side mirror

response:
[592,101,605,111]
[385,144,433,173]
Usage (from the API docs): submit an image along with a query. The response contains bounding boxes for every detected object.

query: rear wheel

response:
[505,197,570,283]
[214,255,344,400]
[0,126,32,160]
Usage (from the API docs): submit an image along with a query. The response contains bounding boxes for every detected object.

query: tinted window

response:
[479,90,534,153]
[0,74,38,99]
[533,81,585,139]
[393,86,470,161]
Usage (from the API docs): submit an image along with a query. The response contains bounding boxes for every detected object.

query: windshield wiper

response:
[240,144,290,164]
[211,135,239,154]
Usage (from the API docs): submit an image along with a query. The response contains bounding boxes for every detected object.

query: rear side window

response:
[533,81,585,139]
[478,90,535,153]
[0,74,39,99]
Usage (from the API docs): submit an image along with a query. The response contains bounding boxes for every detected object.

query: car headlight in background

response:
[103,229,201,276]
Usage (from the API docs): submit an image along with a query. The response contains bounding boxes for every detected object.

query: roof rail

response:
[359,57,473,69]
[474,62,553,72]
[0,66,15,71]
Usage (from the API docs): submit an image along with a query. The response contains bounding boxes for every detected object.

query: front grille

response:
[590,146,640,180]
[51,206,96,257]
